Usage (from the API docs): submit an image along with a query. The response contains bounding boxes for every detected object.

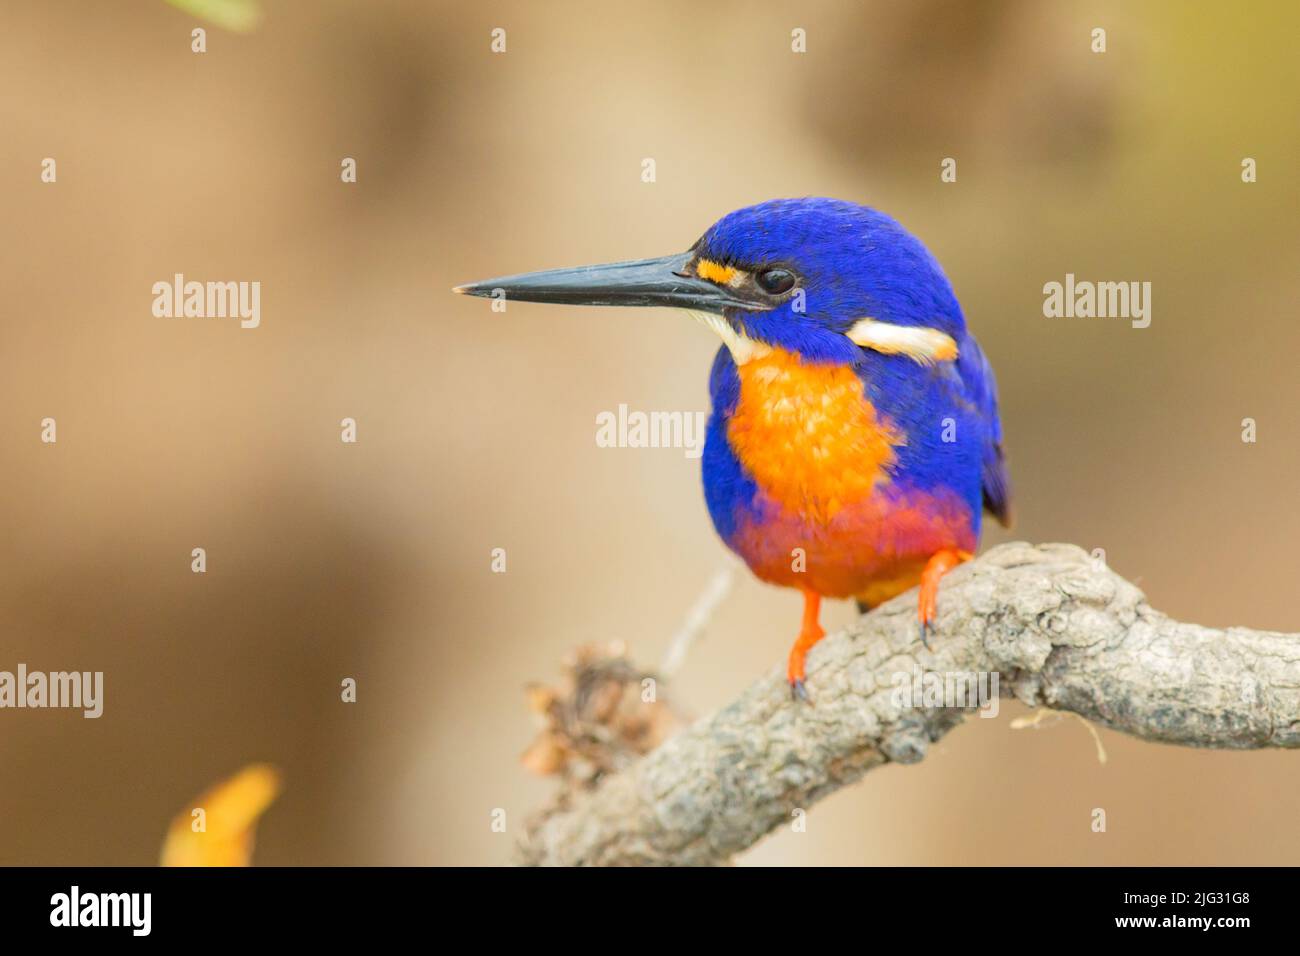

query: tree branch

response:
[516,542,1300,866]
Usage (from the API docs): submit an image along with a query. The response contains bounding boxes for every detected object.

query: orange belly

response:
[729,485,976,600]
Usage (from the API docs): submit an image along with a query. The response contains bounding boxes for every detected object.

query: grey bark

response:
[516,542,1300,866]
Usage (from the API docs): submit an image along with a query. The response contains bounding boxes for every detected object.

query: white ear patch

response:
[845,318,958,365]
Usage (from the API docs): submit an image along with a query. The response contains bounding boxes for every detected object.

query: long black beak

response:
[453,251,759,313]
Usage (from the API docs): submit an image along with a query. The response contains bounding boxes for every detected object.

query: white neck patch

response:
[685,309,772,365]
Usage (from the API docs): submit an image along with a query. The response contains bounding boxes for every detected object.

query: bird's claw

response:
[915,548,968,652]
[789,678,810,703]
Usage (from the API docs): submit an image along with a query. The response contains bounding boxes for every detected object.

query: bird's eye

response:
[756,268,796,295]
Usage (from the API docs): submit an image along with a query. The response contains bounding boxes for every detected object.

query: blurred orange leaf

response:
[160,763,282,867]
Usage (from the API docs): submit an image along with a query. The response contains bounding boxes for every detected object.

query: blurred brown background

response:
[1,0,1297,866]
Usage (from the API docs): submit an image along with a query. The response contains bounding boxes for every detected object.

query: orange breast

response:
[727,349,904,523]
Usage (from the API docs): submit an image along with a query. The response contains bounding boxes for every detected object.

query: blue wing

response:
[957,335,1012,526]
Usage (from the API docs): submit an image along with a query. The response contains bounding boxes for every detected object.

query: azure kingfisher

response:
[455,198,1010,700]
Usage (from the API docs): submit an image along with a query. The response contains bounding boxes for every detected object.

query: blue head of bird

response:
[454,197,968,367]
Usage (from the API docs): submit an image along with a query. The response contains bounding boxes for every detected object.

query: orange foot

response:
[918,549,972,649]
[786,590,825,702]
